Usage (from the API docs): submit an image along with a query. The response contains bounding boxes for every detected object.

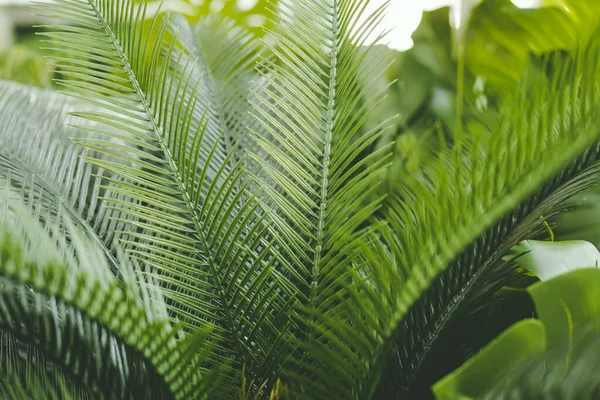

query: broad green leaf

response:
[529,267,600,344]
[509,240,600,281]
[432,319,546,400]
[434,268,600,399]
[467,0,598,92]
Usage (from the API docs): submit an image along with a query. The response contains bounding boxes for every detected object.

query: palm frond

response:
[306,37,600,397]
[0,189,205,399]
[35,1,290,395]
[0,330,94,399]
[0,80,123,273]
[248,0,394,396]
[179,15,263,160]
[0,80,169,319]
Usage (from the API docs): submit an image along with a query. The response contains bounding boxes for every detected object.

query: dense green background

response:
[4,2,600,397]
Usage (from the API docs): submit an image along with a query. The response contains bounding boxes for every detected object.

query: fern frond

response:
[0,80,123,272]
[0,80,169,319]
[0,330,94,399]
[195,17,267,157]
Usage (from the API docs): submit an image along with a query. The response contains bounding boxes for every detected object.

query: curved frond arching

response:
[0,193,206,399]
[0,330,94,400]
[34,1,292,396]
[7,1,600,398]
[312,38,600,397]
[191,16,264,158]
[0,80,128,273]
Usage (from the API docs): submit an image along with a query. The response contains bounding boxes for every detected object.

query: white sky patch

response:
[367,0,457,51]
[375,0,540,51]
[510,0,541,7]
[237,0,258,12]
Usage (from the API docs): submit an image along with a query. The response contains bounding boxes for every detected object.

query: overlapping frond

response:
[373,47,600,394]
[248,0,393,395]
[35,1,290,395]
[0,188,206,399]
[9,0,600,398]
[303,37,600,397]
[0,80,128,273]
[0,80,169,318]
[0,330,93,399]
[192,17,265,159]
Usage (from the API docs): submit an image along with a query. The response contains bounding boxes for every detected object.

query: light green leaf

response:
[466,0,598,92]
[432,319,546,400]
[529,267,600,344]
[509,240,600,281]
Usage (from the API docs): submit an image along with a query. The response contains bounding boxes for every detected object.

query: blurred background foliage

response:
[2,0,600,247]
[0,0,275,87]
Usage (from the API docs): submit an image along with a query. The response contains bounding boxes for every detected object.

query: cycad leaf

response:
[0,330,93,400]
[248,0,394,395]
[0,80,169,319]
[36,1,288,395]
[189,16,263,158]
[0,80,125,273]
[293,27,600,399]
[0,193,204,399]
[368,38,600,396]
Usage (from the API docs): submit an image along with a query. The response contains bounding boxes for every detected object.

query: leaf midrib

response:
[85,0,245,359]
[371,117,600,395]
[309,0,338,318]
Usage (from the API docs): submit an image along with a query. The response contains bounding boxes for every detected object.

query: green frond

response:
[248,0,394,395]
[0,80,169,319]
[8,1,600,399]
[35,1,291,396]
[0,80,123,272]
[0,330,94,399]
[178,16,263,158]
[323,38,600,397]
[0,192,206,399]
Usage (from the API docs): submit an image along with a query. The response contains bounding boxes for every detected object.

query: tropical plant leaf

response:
[434,267,600,400]
[0,330,93,400]
[34,1,291,396]
[482,324,600,399]
[432,319,546,400]
[466,0,600,93]
[175,15,265,173]
[246,0,395,396]
[552,188,600,246]
[304,27,600,399]
[0,80,122,272]
[0,192,204,399]
[508,239,600,281]
[7,0,600,398]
